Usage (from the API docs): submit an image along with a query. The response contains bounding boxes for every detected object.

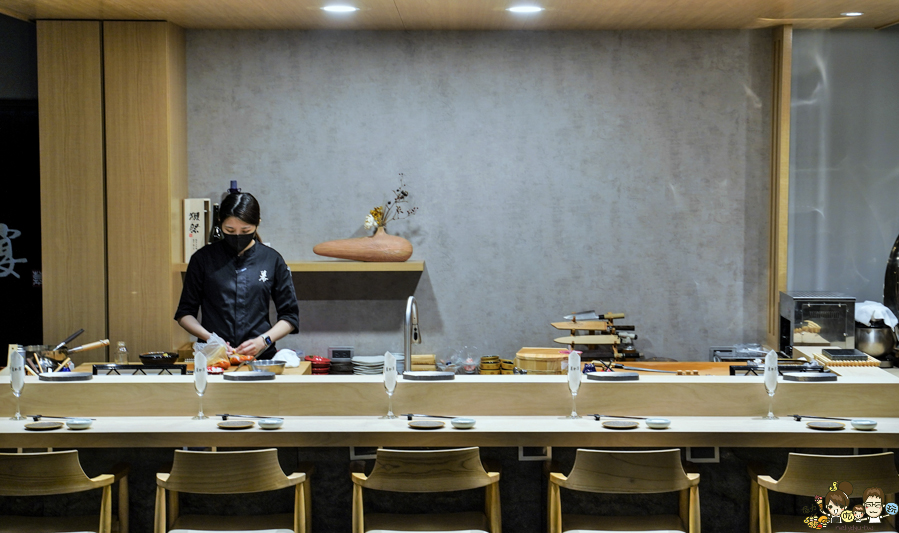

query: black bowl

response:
[139,352,179,365]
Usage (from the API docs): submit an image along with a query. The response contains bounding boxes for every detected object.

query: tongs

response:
[612,363,678,374]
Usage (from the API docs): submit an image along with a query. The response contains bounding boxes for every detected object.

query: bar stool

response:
[0,449,130,533]
[154,448,311,533]
[351,447,502,533]
[750,451,899,533]
[547,448,700,533]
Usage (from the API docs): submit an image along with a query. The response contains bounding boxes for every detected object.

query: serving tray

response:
[38,372,92,382]
[223,371,275,381]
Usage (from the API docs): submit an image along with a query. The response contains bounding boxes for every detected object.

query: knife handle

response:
[69,339,110,353]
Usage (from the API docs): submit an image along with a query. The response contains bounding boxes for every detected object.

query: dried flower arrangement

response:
[364,174,419,231]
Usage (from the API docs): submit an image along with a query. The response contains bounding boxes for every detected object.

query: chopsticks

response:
[27,415,96,421]
[792,414,852,422]
[216,413,278,420]
[401,414,457,420]
[591,414,647,420]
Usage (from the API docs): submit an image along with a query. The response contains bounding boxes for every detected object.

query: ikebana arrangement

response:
[313,174,419,262]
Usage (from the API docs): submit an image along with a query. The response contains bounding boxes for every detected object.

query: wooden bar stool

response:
[351,447,502,533]
[154,448,311,533]
[0,449,130,533]
[749,451,899,533]
[548,448,700,533]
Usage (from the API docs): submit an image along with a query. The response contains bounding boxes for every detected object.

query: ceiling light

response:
[841,12,864,16]
[322,5,359,12]
[507,6,545,13]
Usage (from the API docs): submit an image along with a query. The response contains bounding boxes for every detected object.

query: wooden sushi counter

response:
[2,358,898,449]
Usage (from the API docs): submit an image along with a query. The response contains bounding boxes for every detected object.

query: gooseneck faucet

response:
[404,296,421,372]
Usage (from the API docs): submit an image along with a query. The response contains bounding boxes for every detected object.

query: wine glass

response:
[380,355,398,419]
[9,347,25,420]
[763,352,778,420]
[563,351,582,419]
[193,353,208,420]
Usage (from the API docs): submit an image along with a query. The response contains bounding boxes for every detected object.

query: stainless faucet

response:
[404,296,421,372]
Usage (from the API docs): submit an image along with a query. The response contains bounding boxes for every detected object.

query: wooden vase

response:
[313,226,413,262]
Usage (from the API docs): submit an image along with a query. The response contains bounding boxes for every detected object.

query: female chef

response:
[175,192,299,359]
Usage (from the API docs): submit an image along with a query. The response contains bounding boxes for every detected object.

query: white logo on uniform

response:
[259,270,268,282]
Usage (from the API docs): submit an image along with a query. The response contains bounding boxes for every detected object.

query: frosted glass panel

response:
[789,29,899,304]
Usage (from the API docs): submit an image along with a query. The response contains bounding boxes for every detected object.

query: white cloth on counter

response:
[273,349,300,368]
[855,300,898,328]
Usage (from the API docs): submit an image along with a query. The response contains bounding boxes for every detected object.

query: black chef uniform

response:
[175,239,299,359]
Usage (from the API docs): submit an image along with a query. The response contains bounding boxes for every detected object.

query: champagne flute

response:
[193,353,208,420]
[563,350,582,419]
[9,347,25,420]
[380,353,398,419]
[763,350,778,420]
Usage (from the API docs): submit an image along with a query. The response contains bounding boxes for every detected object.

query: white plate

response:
[451,417,476,429]
[851,419,877,430]
[66,418,93,430]
[645,418,671,429]
[258,417,284,430]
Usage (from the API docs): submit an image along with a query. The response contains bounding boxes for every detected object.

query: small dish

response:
[25,421,64,431]
[66,418,93,430]
[645,418,671,429]
[258,418,284,430]
[851,419,877,431]
[217,420,254,430]
[807,421,845,431]
[409,420,445,430]
[451,417,476,429]
[602,420,639,430]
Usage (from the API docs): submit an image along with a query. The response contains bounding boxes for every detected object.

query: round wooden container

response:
[515,348,567,375]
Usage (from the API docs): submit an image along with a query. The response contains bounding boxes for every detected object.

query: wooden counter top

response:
[1,415,896,449]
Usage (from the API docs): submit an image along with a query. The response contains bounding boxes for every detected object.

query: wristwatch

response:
[262,335,273,347]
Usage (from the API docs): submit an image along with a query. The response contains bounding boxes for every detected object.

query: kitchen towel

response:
[855,300,898,328]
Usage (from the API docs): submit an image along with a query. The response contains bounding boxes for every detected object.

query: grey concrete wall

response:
[186,30,772,361]
[789,29,899,303]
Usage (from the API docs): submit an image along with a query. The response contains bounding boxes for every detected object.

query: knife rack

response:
[551,313,640,360]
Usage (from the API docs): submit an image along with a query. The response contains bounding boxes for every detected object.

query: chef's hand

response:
[235,337,265,357]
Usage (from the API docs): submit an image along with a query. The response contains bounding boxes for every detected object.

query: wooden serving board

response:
[551,321,610,331]
[553,335,619,345]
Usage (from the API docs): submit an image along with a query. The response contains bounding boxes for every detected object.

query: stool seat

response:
[562,513,686,533]
[364,511,489,532]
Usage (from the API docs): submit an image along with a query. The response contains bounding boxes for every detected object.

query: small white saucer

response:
[451,417,476,429]
[258,418,284,430]
[645,418,671,430]
[851,419,877,431]
[66,418,93,430]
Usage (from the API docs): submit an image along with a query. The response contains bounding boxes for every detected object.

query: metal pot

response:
[855,320,897,358]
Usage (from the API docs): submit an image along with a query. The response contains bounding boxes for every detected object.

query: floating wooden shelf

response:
[176,260,424,273]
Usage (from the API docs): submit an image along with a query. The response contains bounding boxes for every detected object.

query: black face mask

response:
[223,232,256,254]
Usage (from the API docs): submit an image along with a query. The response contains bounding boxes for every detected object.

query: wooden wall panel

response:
[37,21,107,356]
[766,25,792,349]
[104,21,188,357]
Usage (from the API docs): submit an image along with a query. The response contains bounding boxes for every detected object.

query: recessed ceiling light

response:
[841,12,864,16]
[322,5,359,12]
[507,6,545,13]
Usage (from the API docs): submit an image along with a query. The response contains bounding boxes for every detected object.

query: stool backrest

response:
[0,450,105,496]
[159,448,295,494]
[360,447,495,493]
[769,452,899,496]
[558,448,694,494]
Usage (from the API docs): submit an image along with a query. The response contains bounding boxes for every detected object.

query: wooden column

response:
[103,21,189,357]
[766,25,792,349]
[37,21,107,352]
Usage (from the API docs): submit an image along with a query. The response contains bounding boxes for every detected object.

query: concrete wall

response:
[186,30,773,361]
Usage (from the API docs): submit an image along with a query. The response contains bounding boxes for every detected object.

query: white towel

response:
[273,349,300,368]
[855,300,899,328]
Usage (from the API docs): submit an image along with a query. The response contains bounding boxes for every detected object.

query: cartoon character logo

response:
[806,482,898,529]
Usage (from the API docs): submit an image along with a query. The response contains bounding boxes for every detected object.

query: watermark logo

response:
[803,481,897,529]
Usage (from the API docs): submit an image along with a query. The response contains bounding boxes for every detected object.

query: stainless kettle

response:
[855,320,897,358]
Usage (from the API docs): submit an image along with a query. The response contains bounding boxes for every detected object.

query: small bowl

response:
[645,418,671,430]
[451,417,476,429]
[139,352,179,365]
[258,417,284,430]
[249,360,286,375]
[66,418,93,430]
[851,419,877,431]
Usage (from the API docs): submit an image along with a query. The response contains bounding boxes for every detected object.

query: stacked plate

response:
[352,355,384,375]
[306,356,331,375]
[329,359,354,375]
